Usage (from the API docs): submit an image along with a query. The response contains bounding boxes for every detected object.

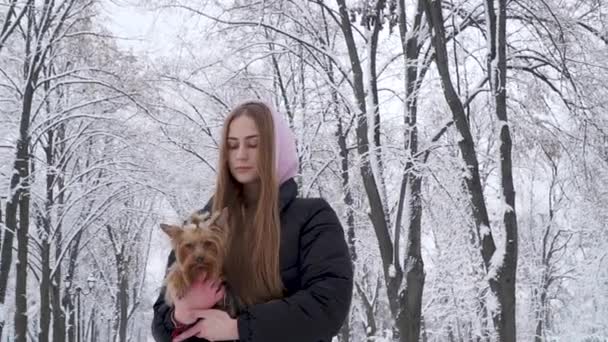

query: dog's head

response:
[160,208,229,283]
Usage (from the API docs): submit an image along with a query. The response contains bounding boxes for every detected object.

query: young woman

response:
[151,100,353,342]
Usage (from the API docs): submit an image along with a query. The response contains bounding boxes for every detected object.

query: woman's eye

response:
[228,143,238,150]
[247,138,259,148]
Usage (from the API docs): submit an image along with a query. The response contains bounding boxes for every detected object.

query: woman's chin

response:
[233,174,258,185]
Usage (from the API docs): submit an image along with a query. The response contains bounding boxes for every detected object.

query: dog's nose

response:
[196,256,204,263]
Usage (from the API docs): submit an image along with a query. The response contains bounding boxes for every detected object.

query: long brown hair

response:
[212,101,283,305]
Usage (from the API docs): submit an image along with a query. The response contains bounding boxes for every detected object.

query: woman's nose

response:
[236,145,248,159]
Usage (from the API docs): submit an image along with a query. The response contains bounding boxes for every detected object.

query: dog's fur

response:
[161,208,241,317]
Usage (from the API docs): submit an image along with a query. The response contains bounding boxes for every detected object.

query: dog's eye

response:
[184,243,194,250]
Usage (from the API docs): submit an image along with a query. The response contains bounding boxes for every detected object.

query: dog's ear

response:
[160,223,182,239]
[207,207,229,238]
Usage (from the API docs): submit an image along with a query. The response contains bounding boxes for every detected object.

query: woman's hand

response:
[173,276,225,325]
[173,309,238,342]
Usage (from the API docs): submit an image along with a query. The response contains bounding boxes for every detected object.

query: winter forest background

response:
[0,0,606,341]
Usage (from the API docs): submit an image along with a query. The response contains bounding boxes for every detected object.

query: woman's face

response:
[227,115,260,184]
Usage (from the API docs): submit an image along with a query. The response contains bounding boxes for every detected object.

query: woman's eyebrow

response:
[227,135,259,140]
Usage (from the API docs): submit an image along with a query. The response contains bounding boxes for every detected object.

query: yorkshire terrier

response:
[160,208,240,317]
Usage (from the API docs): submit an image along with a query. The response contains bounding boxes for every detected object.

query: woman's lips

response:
[235,167,253,172]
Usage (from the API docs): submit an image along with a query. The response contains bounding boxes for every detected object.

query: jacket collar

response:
[278,178,298,213]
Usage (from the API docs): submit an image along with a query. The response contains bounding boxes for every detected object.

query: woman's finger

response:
[190,309,210,319]
[173,321,203,342]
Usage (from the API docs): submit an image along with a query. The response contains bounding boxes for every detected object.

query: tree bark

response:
[393,1,426,341]
[0,169,18,340]
[52,123,66,342]
[485,0,518,340]
[335,0,394,318]
[424,0,518,340]
[334,1,429,340]
[118,266,128,342]
[367,0,391,230]
[37,75,56,342]
[319,7,357,341]
[14,16,40,337]
[14,80,33,342]
[65,234,83,342]
[423,0,496,269]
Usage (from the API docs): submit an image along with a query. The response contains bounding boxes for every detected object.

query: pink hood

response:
[235,100,299,185]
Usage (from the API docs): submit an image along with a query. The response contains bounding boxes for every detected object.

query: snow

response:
[388,264,396,278]
[480,224,491,238]
[485,289,500,315]
[487,243,505,282]
[462,166,473,180]
[0,2,605,341]
[499,192,514,214]
[456,130,466,144]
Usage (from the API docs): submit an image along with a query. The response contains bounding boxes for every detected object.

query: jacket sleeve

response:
[151,251,176,342]
[236,199,354,342]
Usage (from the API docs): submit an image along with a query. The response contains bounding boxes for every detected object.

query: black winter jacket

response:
[151,178,354,342]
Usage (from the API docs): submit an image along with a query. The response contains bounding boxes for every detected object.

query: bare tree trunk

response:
[11,0,77,338]
[423,0,496,274]
[64,294,75,342]
[14,9,39,336]
[38,211,52,342]
[52,123,66,342]
[37,74,56,342]
[0,6,36,329]
[118,268,128,342]
[319,3,357,269]
[14,89,33,342]
[336,108,356,342]
[354,274,380,339]
[107,221,130,342]
[533,284,547,342]
[424,1,518,341]
[334,0,394,319]
[65,235,83,342]
[336,111,357,264]
[319,8,357,342]
[51,256,65,342]
[0,197,7,340]
[484,0,518,340]
[394,1,426,341]
[334,1,429,340]
[0,171,17,340]
[366,0,390,229]
[0,200,3,254]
